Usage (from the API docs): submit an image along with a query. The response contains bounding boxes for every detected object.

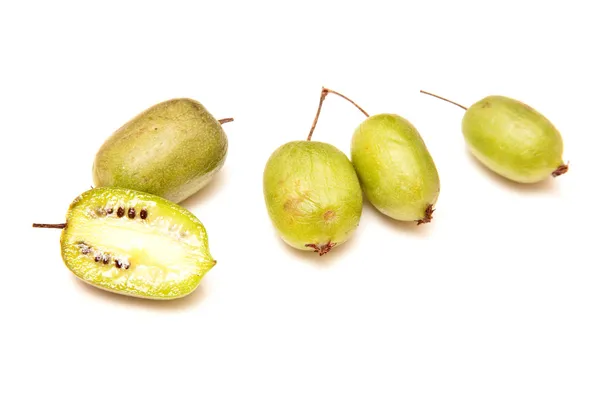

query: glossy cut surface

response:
[351,114,440,221]
[93,98,228,203]
[263,141,363,254]
[462,95,565,183]
[60,187,216,299]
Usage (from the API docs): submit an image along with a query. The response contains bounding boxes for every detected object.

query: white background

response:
[2,1,598,399]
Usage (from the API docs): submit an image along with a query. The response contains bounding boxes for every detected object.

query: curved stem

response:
[32,223,66,229]
[307,87,370,141]
[325,88,370,118]
[420,90,467,110]
[219,118,234,124]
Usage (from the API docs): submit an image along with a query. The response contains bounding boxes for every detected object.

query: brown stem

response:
[420,90,467,111]
[307,88,328,141]
[552,163,569,177]
[32,223,67,229]
[416,204,435,225]
[307,87,370,141]
[325,88,370,118]
[305,242,336,256]
[219,118,234,124]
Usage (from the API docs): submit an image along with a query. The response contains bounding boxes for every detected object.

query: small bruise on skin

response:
[283,198,303,214]
[282,189,313,214]
[323,210,336,222]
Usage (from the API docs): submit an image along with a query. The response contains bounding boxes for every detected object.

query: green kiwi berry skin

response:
[60,187,216,300]
[92,98,228,203]
[350,114,440,222]
[462,95,565,183]
[263,140,363,254]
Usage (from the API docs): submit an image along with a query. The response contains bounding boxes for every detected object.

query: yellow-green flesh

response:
[462,96,565,183]
[92,98,228,203]
[263,141,363,253]
[351,114,440,221]
[60,187,215,299]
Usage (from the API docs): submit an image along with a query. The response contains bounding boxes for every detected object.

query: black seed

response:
[102,255,110,264]
[117,207,125,217]
[123,263,130,270]
[140,209,148,219]
[94,255,101,262]
[115,260,122,268]
[128,208,136,219]
[107,208,113,214]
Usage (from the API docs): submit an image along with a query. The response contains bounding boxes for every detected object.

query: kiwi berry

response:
[92,98,233,203]
[316,88,440,224]
[420,90,568,183]
[33,187,216,300]
[263,90,363,256]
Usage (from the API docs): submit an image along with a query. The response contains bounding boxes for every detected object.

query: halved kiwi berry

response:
[33,187,216,300]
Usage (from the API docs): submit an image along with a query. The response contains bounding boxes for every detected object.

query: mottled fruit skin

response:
[351,114,440,222]
[462,96,565,183]
[60,187,216,300]
[263,141,363,255]
[93,98,228,203]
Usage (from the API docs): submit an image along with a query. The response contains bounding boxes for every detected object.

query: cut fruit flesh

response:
[60,187,215,300]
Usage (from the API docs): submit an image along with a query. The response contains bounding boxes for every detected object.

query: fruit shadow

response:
[361,197,435,237]
[464,148,563,194]
[73,278,208,311]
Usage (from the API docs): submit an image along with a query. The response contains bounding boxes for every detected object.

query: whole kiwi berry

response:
[263,90,363,256]
[316,88,440,224]
[92,98,233,203]
[420,90,568,183]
